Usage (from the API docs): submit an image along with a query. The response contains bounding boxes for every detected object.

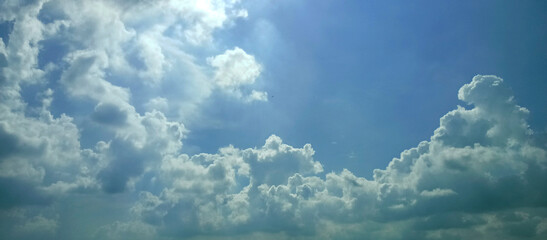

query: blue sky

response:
[1,1,547,239]
[186,0,547,177]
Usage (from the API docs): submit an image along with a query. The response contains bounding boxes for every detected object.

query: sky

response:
[0,0,546,239]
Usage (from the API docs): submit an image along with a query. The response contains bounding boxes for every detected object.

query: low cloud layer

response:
[1,1,546,239]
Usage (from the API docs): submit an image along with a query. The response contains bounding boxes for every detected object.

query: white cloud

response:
[144,97,169,112]
[0,0,47,87]
[0,0,546,239]
[60,49,131,104]
[208,47,268,102]
[373,76,546,224]
[95,110,186,193]
[40,0,264,129]
[209,47,262,88]
[114,75,545,239]
[420,188,457,198]
[169,0,248,45]
[0,90,93,190]
[247,89,268,102]
[136,33,170,84]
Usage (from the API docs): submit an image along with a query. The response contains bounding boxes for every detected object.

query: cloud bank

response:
[0,1,546,239]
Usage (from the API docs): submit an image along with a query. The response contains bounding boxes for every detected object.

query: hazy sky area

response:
[1,0,546,239]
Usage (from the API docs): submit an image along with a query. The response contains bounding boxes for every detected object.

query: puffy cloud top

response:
[208,47,268,102]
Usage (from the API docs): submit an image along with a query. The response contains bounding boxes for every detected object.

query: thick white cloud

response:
[0,0,47,87]
[0,0,257,191]
[97,76,547,239]
[0,0,236,234]
[0,0,546,239]
[208,47,268,102]
[0,87,97,197]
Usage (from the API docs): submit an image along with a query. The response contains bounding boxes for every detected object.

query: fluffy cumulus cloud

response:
[208,47,268,102]
[90,76,547,240]
[0,0,546,239]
